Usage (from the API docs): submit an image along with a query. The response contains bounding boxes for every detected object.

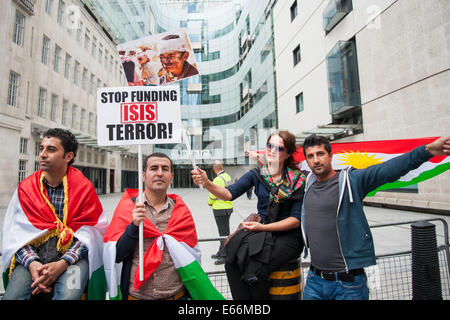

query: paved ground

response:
[1,187,450,294]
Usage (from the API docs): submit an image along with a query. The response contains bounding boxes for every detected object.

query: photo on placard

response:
[117,28,199,86]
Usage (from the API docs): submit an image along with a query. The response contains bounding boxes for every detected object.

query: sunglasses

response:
[266,143,286,153]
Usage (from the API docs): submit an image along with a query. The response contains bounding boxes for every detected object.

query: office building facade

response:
[0,0,143,206]
[273,0,450,211]
[89,0,280,187]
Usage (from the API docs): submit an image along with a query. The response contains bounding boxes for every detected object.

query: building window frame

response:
[73,61,80,85]
[20,137,28,154]
[62,99,68,126]
[290,1,298,22]
[50,93,58,121]
[18,159,27,183]
[45,0,53,15]
[57,0,65,26]
[326,37,361,117]
[64,53,71,79]
[80,108,86,132]
[82,68,88,90]
[38,87,47,118]
[53,44,62,73]
[41,35,51,65]
[71,104,78,129]
[295,92,304,113]
[13,10,25,46]
[293,44,301,66]
[7,71,20,107]
[323,0,353,33]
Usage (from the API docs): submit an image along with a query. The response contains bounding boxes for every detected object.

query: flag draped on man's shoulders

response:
[1,166,108,299]
[103,189,225,300]
[295,137,450,196]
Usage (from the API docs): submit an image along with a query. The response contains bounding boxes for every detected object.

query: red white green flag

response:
[294,137,449,196]
[1,167,108,299]
[103,189,225,300]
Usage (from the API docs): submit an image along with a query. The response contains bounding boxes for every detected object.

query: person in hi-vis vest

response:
[208,160,233,265]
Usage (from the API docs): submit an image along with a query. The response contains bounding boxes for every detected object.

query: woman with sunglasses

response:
[191,130,305,300]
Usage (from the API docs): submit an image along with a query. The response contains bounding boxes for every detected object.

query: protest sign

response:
[96,86,181,146]
[117,28,199,86]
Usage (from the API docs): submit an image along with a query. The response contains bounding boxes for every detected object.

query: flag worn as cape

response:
[1,167,108,299]
[293,137,449,196]
[103,189,224,300]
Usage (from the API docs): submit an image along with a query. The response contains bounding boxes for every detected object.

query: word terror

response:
[106,123,173,141]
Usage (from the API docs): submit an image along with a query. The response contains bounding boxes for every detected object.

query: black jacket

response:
[115,222,140,300]
[225,229,274,283]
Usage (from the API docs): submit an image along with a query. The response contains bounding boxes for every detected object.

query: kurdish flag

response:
[1,167,108,299]
[294,137,449,196]
[103,189,224,300]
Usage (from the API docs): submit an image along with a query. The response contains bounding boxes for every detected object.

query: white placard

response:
[96,85,182,146]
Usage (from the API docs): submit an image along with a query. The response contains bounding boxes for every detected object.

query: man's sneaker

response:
[214,257,225,265]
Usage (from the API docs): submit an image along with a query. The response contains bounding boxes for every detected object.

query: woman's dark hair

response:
[43,128,78,166]
[143,152,174,172]
[266,130,299,169]
[302,134,332,157]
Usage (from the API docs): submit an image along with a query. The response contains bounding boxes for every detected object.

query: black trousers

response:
[213,208,233,257]
[225,230,303,300]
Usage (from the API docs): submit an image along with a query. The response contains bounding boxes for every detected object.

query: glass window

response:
[296,92,304,113]
[62,99,68,125]
[53,45,61,72]
[326,38,361,115]
[38,87,47,117]
[84,29,90,50]
[74,61,80,85]
[90,73,95,94]
[76,20,83,42]
[41,35,50,65]
[82,68,88,90]
[35,141,40,157]
[80,108,86,131]
[293,44,301,66]
[7,71,20,107]
[57,0,65,25]
[71,104,78,128]
[92,36,97,58]
[98,44,103,64]
[45,0,53,15]
[290,1,298,21]
[18,160,27,183]
[13,11,25,46]
[323,0,353,33]
[20,138,28,154]
[50,94,58,121]
[64,54,71,79]
[88,112,94,135]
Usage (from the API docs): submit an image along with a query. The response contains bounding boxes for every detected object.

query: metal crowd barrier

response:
[1,219,448,300]
[204,218,450,300]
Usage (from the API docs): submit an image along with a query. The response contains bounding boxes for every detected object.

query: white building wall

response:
[0,0,133,206]
[273,0,450,212]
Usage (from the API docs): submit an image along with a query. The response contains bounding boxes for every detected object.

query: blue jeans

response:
[2,258,89,300]
[303,269,369,300]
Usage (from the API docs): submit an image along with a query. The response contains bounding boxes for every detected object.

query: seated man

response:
[2,128,107,300]
[103,153,223,300]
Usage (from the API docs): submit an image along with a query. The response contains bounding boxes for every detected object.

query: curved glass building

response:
[88,0,278,186]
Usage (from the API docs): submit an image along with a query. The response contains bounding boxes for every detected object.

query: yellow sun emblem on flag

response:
[337,151,384,169]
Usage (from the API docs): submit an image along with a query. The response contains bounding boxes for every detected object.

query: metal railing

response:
[1,219,448,300]
[204,218,450,300]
